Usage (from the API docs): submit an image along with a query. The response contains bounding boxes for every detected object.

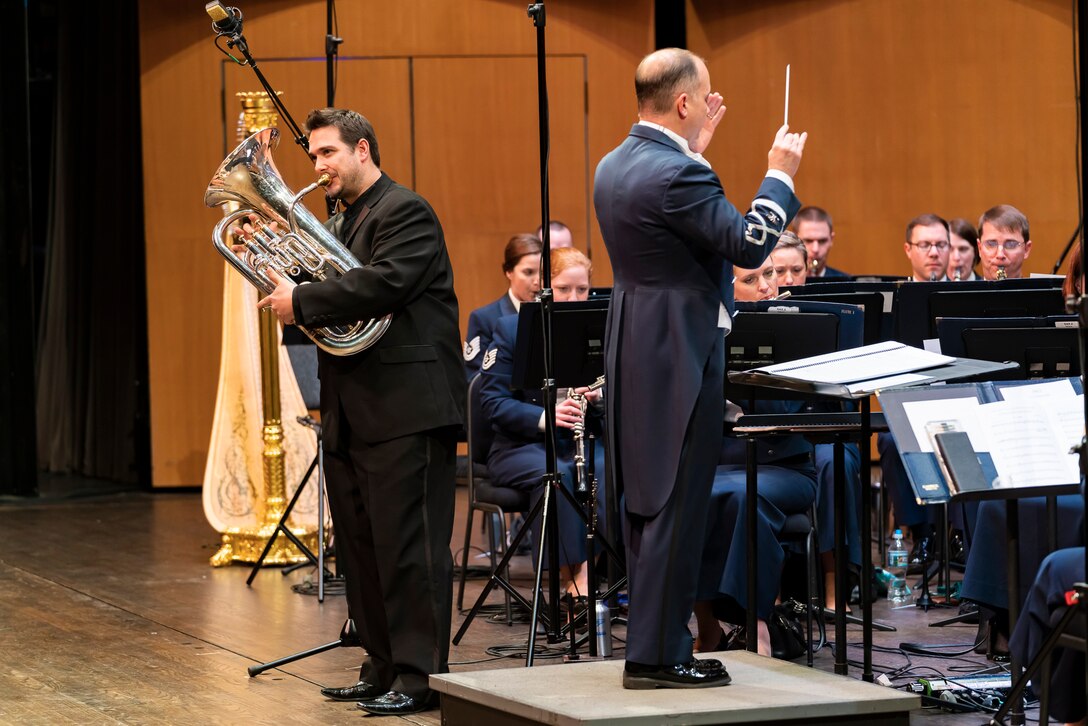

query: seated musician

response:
[948,217,980,281]
[478,247,606,598]
[960,493,1084,658]
[770,233,862,610]
[463,233,542,379]
[1010,545,1087,726]
[693,255,818,656]
[769,230,808,288]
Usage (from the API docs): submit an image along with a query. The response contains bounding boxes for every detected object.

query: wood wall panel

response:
[141,0,652,485]
[413,56,589,325]
[688,0,1077,278]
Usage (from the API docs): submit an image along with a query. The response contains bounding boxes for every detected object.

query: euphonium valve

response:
[996,266,1008,281]
[205,128,390,355]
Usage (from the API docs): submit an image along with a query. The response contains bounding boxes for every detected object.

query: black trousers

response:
[323,422,457,702]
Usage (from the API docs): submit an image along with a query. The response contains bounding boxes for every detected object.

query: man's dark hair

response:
[635,48,702,115]
[794,206,834,232]
[978,204,1030,242]
[905,213,950,244]
[305,108,381,168]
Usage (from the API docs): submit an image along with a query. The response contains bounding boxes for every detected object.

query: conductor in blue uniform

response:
[594,47,807,689]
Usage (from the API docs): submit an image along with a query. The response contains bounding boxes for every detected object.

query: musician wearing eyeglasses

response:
[978,204,1032,280]
[903,213,951,282]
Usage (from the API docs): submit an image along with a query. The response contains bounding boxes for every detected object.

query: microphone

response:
[206,1,243,36]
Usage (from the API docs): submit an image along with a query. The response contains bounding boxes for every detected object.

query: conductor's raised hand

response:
[767,124,808,178]
[257,268,297,325]
[690,92,726,155]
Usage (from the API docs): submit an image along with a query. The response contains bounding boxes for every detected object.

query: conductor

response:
[594,48,807,689]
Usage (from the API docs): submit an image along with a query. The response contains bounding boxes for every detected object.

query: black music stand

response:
[878,382,1083,725]
[731,334,1016,680]
[452,300,626,659]
[894,281,1066,348]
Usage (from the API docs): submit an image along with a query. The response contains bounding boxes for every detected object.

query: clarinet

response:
[571,376,606,498]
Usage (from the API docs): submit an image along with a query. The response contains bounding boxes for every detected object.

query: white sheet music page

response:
[979,400,1080,487]
[758,341,954,384]
[902,397,987,453]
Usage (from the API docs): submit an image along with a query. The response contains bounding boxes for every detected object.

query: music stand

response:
[963,327,1080,380]
[895,281,1066,347]
[453,300,626,659]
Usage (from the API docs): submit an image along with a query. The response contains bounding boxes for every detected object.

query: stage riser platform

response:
[431,652,918,726]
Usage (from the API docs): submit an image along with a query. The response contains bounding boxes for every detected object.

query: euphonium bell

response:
[204,128,390,355]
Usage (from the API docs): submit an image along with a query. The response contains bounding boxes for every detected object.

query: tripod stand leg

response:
[246,456,318,586]
[247,618,358,677]
[452,494,547,645]
[247,639,343,677]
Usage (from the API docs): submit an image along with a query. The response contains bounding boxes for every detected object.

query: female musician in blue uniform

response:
[768,232,862,611]
[478,247,606,597]
[463,234,542,379]
[694,255,818,656]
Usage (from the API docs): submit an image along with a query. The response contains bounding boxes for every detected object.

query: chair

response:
[456,373,530,623]
[778,505,826,667]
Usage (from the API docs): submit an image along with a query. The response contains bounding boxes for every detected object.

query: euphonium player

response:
[477,247,607,601]
[237,108,464,717]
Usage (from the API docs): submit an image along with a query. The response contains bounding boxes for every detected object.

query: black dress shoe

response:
[622,660,731,689]
[319,680,384,701]
[356,691,431,716]
[907,535,934,575]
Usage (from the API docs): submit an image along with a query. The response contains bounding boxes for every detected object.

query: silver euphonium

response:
[571,376,607,495]
[204,128,391,355]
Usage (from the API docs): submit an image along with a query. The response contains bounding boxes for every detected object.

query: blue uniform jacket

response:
[595,124,800,517]
[463,293,516,381]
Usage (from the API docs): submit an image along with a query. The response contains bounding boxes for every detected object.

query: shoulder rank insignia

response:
[481,348,498,371]
[463,335,481,361]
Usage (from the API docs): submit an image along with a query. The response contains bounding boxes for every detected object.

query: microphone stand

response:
[1051,219,1083,274]
[524,1,566,665]
[324,0,342,217]
[209,6,310,159]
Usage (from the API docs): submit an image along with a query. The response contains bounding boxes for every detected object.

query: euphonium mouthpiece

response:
[317,174,331,187]
[771,290,792,300]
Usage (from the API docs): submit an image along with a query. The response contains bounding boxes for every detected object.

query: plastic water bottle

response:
[887,529,910,604]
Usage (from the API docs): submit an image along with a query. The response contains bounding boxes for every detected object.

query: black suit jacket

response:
[293,173,465,449]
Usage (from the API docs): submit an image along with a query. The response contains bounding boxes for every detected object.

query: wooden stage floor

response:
[0,483,1029,724]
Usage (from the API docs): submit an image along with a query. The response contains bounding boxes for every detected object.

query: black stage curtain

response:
[34,1,150,486]
[0,2,37,497]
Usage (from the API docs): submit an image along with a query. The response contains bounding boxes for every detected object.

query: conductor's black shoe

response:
[319,680,384,701]
[356,691,431,716]
[622,660,731,689]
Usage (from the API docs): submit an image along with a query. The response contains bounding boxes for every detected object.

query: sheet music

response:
[978,401,1080,486]
[902,397,988,453]
[997,378,1076,404]
[758,341,954,384]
